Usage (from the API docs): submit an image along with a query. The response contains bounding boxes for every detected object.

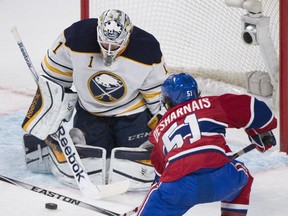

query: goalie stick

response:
[10,26,129,199]
[0,175,138,216]
[10,26,39,83]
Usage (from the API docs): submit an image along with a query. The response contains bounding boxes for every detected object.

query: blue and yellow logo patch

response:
[88,72,126,103]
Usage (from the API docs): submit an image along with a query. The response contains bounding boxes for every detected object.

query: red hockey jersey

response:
[149,93,277,182]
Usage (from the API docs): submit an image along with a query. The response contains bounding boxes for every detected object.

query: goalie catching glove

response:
[147,103,167,129]
[249,131,276,153]
[22,75,78,140]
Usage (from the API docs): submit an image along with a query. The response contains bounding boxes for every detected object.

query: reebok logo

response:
[55,125,85,183]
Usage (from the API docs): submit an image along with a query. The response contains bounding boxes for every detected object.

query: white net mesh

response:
[87,0,279,106]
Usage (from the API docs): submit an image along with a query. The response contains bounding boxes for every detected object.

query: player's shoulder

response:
[209,93,253,109]
[63,18,100,52]
[216,93,251,101]
[122,26,163,65]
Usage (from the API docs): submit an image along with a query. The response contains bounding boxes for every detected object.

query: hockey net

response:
[81,0,279,108]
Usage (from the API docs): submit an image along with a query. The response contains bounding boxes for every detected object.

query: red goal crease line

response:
[0,86,34,97]
[0,86,34,115]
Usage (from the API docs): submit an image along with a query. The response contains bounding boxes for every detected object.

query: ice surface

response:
[0,0,287,215]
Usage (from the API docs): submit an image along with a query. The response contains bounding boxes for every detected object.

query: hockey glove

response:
[249,131,276,153]
[147,105,167,129]
[69,128,86,145]
[22,75,78,140]
[139,141,154,152]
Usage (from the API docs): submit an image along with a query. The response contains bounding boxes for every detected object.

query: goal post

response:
[280,0,288,153]
[80,0,89,20]
[80,0,287,154]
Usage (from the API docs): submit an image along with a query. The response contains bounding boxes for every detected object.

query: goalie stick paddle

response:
[10,26,130,199]
[0,175,138,216]
[53,123,129,199]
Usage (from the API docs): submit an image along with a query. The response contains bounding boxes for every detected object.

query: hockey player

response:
[40,9,167,154]
[137,73,277,215]
[22,9,167,189]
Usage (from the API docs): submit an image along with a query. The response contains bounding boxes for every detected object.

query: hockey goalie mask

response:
[97,9,133,66]
[161,73,201,109]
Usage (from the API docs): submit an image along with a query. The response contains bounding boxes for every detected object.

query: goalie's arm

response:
[40,33,74,88]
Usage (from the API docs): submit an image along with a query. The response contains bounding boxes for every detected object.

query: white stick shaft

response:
[10,26,39,83]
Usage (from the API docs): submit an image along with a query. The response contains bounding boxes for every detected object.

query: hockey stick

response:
[232,143,256,159]
[54,124,129,199]
[10,26,129,199]
[0,175,137,216]
[10,26,39,83]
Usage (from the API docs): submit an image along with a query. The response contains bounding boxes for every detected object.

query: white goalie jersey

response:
[40,18,168,116]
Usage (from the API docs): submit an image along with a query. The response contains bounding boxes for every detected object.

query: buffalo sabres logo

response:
[88,72,126,103]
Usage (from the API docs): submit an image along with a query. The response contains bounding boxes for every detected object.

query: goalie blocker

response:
[23,133,154,191]
[22,75,78,140]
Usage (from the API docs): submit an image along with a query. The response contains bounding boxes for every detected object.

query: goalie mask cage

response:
[80,0,288,154]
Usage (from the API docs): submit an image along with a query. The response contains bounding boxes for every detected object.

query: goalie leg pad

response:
[23,134,51,174]
[22,75,78,140]
[23,132,107,188]
[108,147,154,191]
